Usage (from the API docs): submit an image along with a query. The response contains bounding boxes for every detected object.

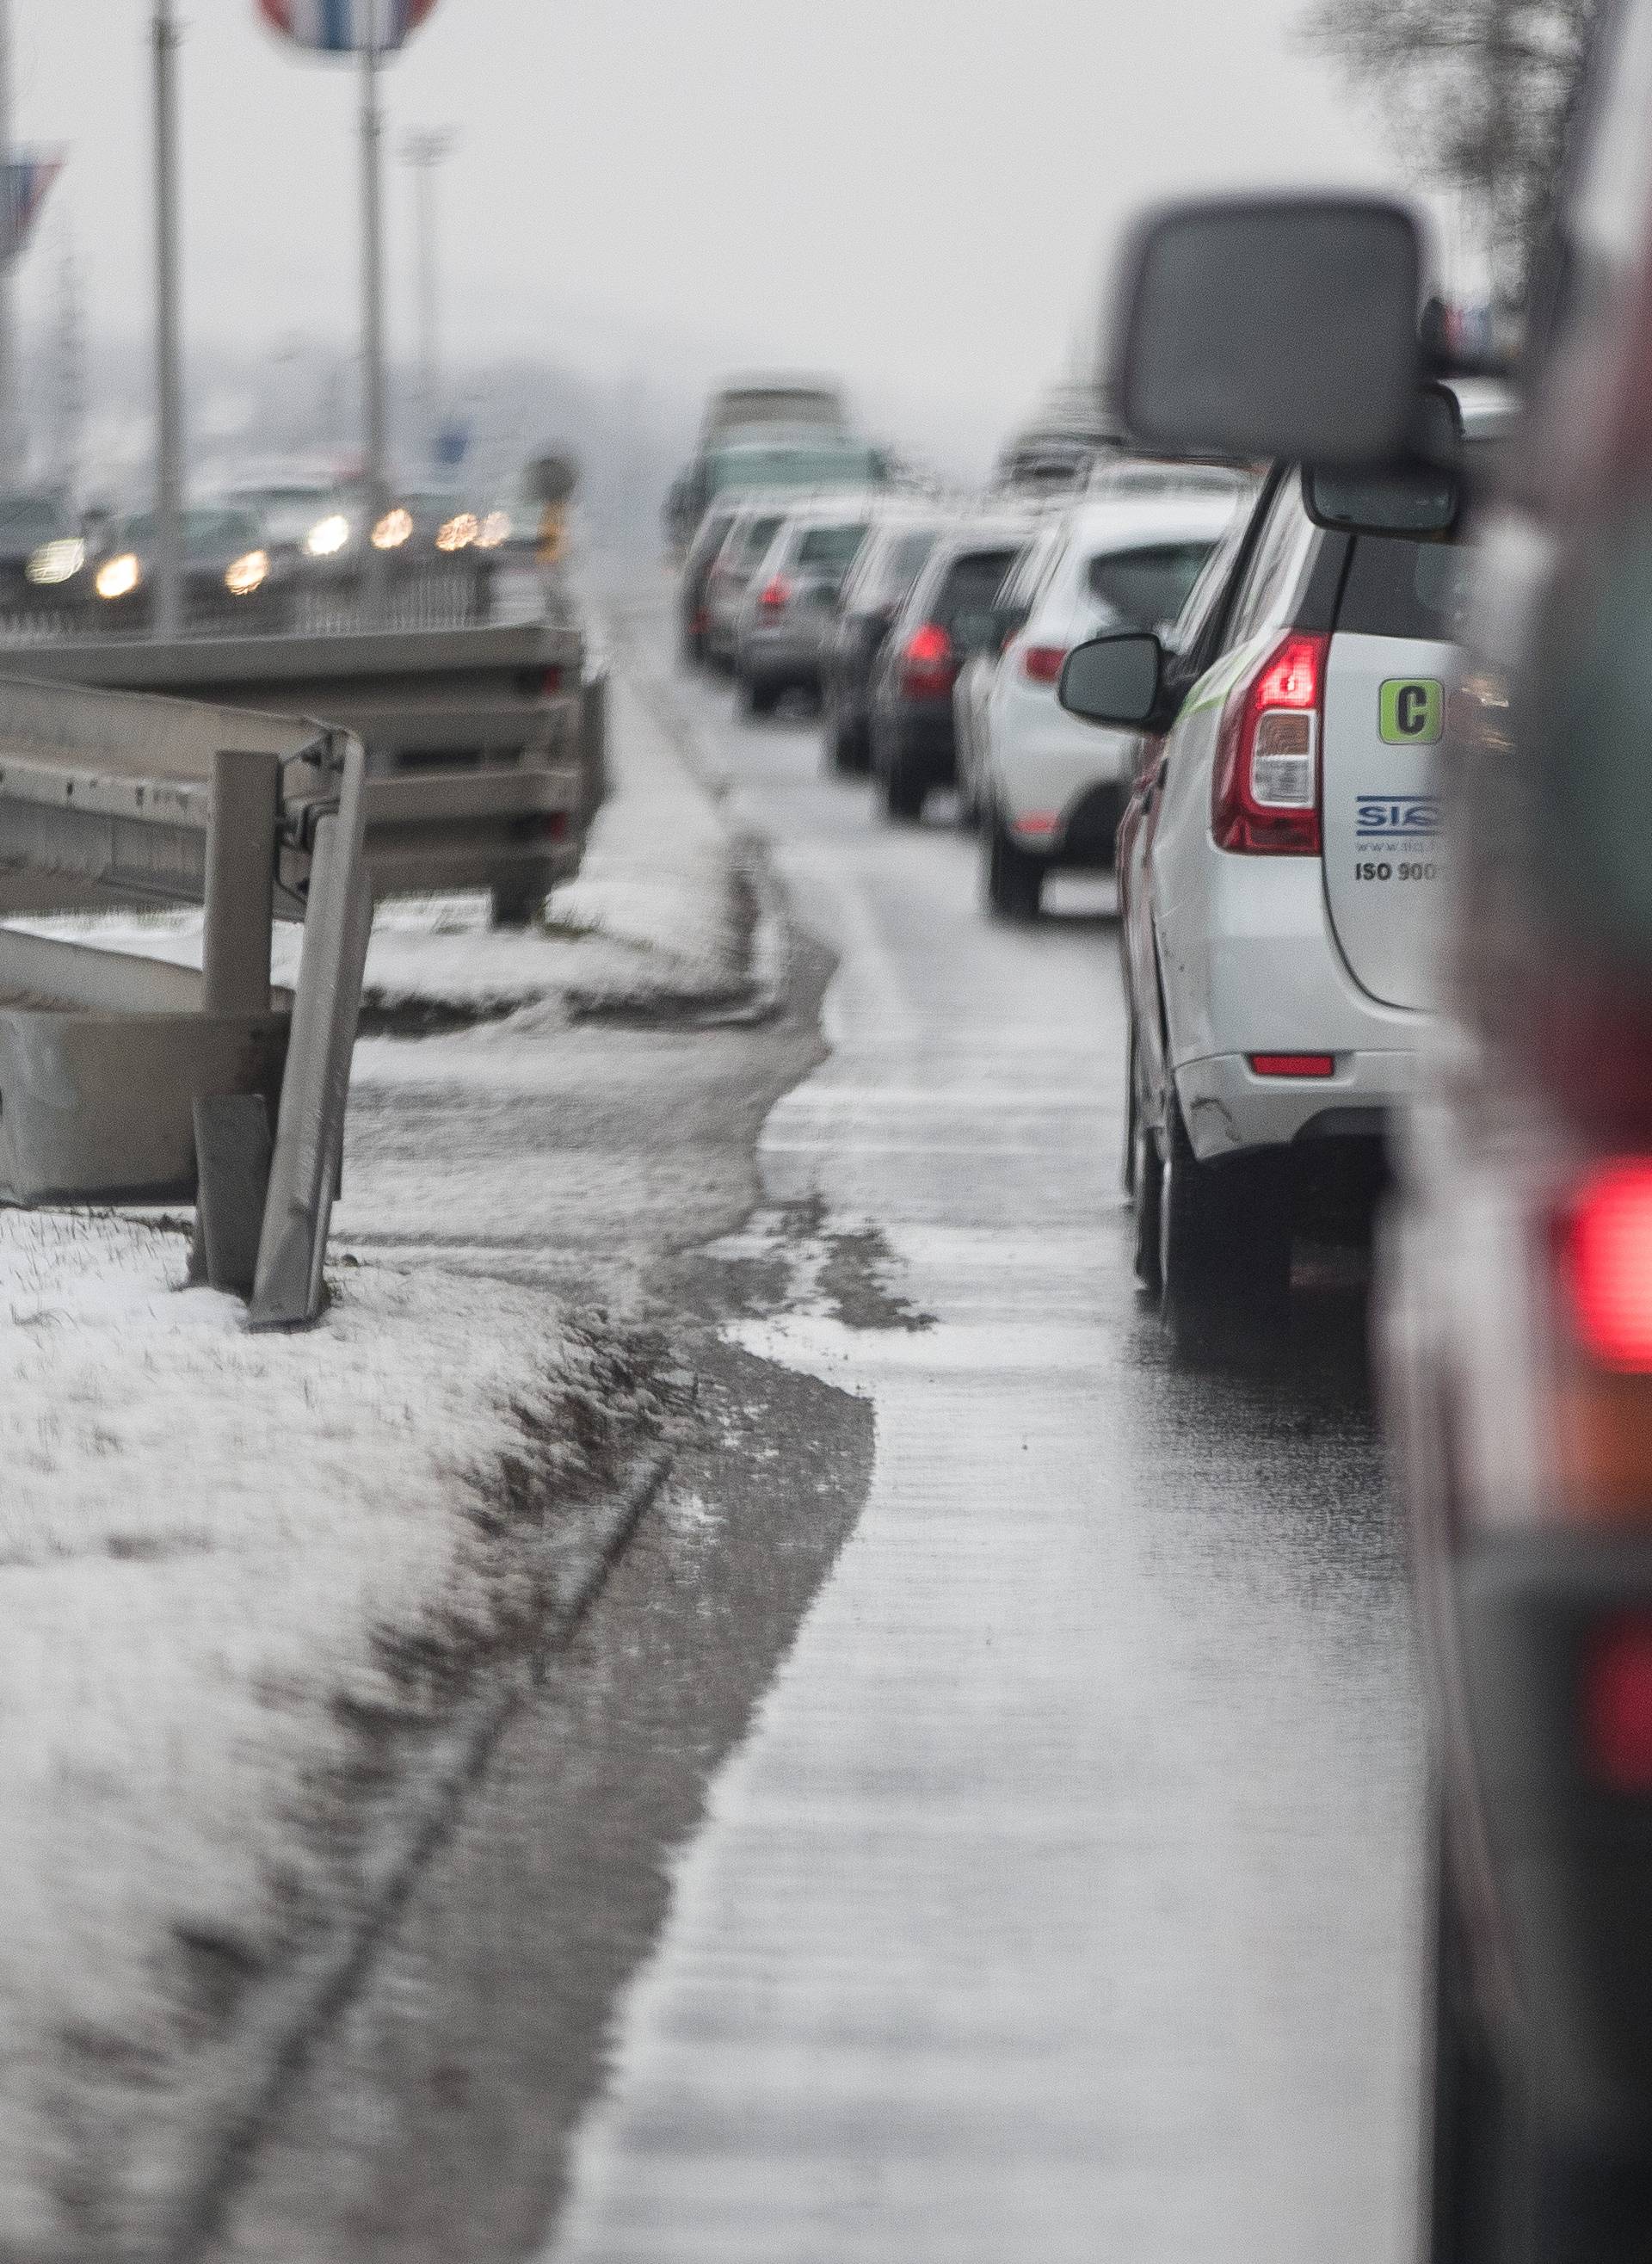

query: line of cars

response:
[0,470,522,637]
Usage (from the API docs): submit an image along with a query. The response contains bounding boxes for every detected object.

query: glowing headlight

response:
[225,549,268,596]
[305,513,351,558]
[476,510,511,550]
[435,512,479,552]
[27,537,85,587]
[372,508,412,550]
[95,553,142,601]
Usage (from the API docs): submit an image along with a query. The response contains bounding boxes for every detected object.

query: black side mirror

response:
[1058,632,1164,729]
[1113,193,1426,468]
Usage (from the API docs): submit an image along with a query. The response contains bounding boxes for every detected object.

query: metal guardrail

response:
[0,673,370,1329]
[0,615,596,926]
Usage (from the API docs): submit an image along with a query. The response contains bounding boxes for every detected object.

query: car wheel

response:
[1427,1835,1519,2264]
[1130,1055,1165,1294]
[826,703,868,776]
[1157,1093,1291,1323]
[742,673,780,719]
[984,810,1045,920]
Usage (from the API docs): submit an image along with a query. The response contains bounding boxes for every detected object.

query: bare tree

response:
[1301,0,1601,307]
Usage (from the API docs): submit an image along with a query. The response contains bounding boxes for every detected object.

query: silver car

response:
[702,496,792,673]
[731,498,876,716]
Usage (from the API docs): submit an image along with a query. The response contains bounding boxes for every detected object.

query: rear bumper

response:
[1174,1046,1417,1160]
[876,700,955,783]
[741,619,826,686]
[1454,1535,1652,2153]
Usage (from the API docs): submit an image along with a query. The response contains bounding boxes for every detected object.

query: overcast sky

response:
[11,2,1439,464]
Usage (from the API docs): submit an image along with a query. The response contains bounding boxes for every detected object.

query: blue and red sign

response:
[257,0,439,53]
[3,152,64,264]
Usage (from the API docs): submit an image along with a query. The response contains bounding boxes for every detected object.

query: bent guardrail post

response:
[250,730,370,1330]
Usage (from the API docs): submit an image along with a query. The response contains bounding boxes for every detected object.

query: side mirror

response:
[1113,193,1426,468]
[1058,632,1163,729]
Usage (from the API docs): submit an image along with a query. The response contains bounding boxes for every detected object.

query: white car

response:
[1063,411,1507,1318]
[974,492,1239,918]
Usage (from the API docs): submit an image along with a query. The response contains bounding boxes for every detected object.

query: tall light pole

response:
[360,38,389,620]
[404,127,451,474]
[151,0,183,638]
[0,0,22,484]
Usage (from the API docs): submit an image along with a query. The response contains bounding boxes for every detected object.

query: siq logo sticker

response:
[1379,678,1444,745]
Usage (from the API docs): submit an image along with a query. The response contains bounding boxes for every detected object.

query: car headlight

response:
[305,512,351,558]
[225,549,268,595]
[436,512,479,552]
[95,553,142,600]
[372,508,412,550]
[476,510,511,549]
[27,537,85,587]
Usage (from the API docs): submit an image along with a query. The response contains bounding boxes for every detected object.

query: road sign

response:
[256,0,438,53]
[3,151,64,263]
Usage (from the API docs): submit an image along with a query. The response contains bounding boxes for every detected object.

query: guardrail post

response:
[203,748,280,1016]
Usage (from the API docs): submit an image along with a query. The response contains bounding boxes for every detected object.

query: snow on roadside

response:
[0,1209,657,2249]
[0,672,752,1027]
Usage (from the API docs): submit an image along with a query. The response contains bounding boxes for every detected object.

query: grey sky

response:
[12,2,1430,462]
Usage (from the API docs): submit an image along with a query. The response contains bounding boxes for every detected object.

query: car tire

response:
[1130,1058,1165,1295]
[984,810,1045,920]
[827,704,868,776]
[1427,1835,1519,2264]
[742,673,780,719]
[883,743,927,824]
[1157,1093,1291,1323]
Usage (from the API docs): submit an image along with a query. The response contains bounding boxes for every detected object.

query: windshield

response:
[120,509,265,554]
[706,443,882,497]
[0,496,63,546]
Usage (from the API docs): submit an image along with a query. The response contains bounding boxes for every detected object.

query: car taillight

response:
[1249,1053,1335,1078]
[1022,644,1065,685]
[759,577,792,612]
[1582,1615,1652,1791]
[1559,1163,1652,1372]
[1211,630,1327,855]
[900,621,955,697]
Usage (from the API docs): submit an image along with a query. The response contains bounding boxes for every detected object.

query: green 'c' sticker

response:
[1379,678,1443,745]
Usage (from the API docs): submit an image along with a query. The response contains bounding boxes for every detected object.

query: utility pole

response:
[0,0,21,484]
[360,39,389,621]
[404,127,451,473]
[151,0,183,638]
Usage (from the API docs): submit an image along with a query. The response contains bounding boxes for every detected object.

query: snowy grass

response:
[0,1163,656,2249]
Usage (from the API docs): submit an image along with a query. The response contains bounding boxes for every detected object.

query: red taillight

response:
[1249,1053,1335,1078]
[542,666,563,694]
[1583,1616,1652,1790]
[1211,630,1327,855]
[759,577,792,612]
[900,621,956,697]
[1560,1163,1652,1371]
[1022,644,1065,685]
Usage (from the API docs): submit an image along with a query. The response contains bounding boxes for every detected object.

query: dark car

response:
[89,505,292,634]
[0,490,86,613]
[678,500,742,668]
[1094,22,1652,2255]
[821,511,943,774]
[867,518,1030,823]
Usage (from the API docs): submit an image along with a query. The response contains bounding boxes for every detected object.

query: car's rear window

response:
[936,546,1020,625]
[880,527,937,594]
[1088,541,1215,631]
[797,522,868,574]
[736,515,784,564]
[1336,534,1475,641]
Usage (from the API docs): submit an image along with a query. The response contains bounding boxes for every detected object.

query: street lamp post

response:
[360,38,389,622]
[152,0,183,638]
[404,127,451,475]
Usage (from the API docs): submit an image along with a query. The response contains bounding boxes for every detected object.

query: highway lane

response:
[209,589,1427,2264]
[545,604,1427,2264]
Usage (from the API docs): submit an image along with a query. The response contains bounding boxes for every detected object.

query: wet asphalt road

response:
[213,591,1427,2263]
[548,606,1427,2264]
